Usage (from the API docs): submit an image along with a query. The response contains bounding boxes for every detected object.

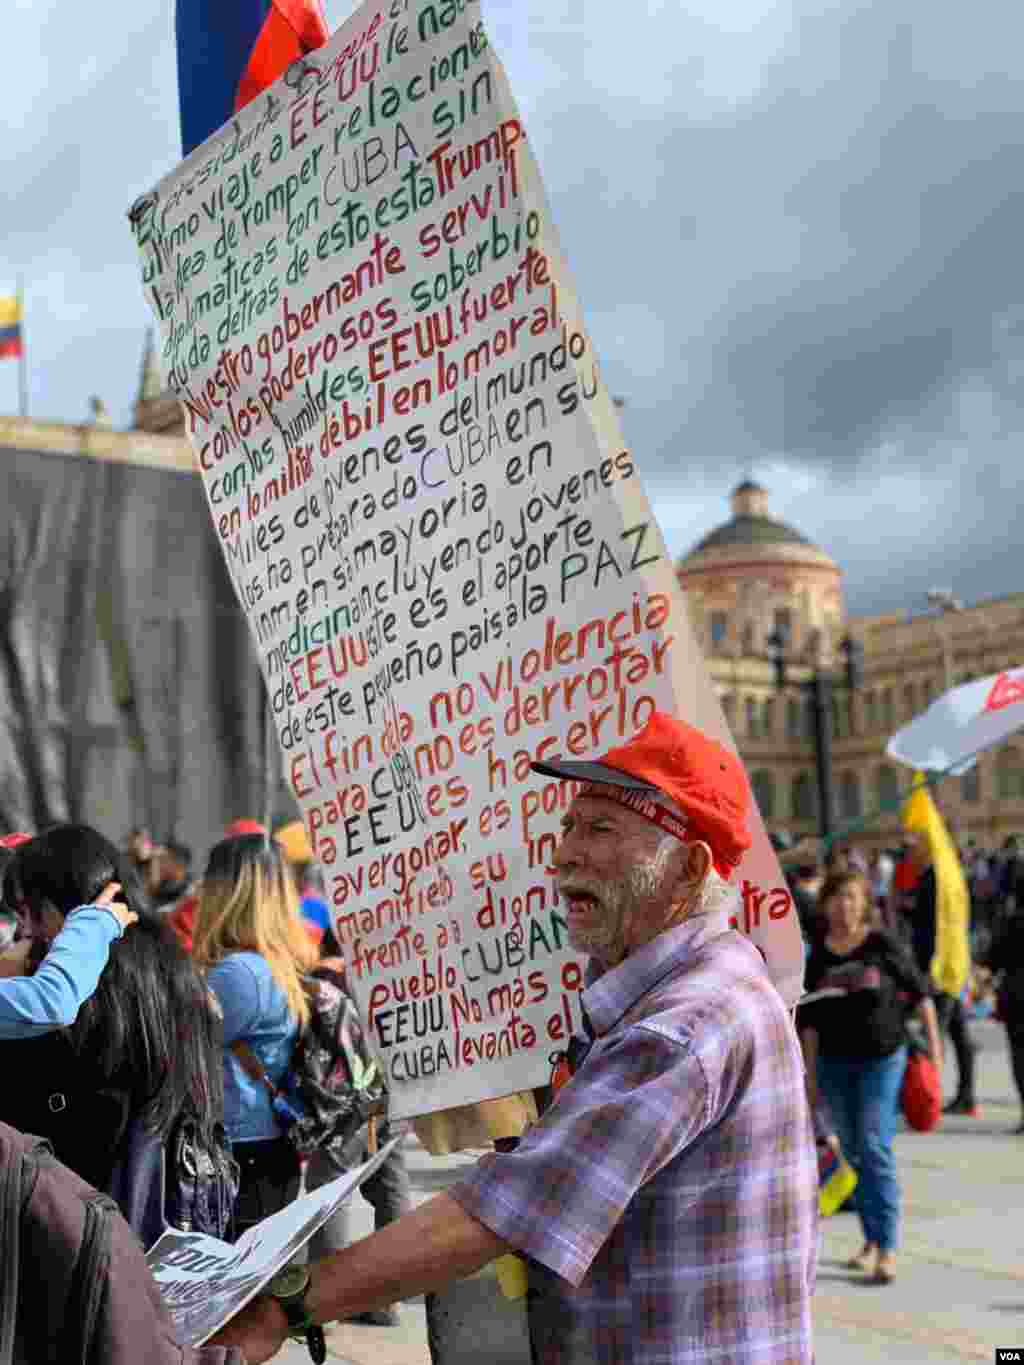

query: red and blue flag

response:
[0,296,22,360]
[177,0,330,156]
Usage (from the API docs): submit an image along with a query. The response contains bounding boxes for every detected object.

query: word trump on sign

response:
[131,0,803,1119]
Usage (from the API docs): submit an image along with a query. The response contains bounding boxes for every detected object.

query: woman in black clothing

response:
[982,907,1024,1133]
[0,824,223,1197]
[799,871,941,1285]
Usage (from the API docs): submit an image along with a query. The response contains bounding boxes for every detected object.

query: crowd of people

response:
[772,823,1024,1291]
[0,718,1021,1362]
[0,814,410,1337]
[0,714,822,1363]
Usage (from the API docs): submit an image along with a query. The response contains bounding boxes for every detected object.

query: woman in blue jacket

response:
[193,833,319,1237]
[0,825,224,1199]
[0,881,137,1037]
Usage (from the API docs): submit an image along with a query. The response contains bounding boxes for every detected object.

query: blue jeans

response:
[817,1046,907,1252]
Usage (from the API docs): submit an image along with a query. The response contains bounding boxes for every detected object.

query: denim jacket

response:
[207,951,299,1143]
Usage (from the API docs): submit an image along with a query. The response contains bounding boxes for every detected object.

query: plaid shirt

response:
[450,912,817,1364]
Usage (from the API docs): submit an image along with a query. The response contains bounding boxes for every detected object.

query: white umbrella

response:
[886,667,1024,775]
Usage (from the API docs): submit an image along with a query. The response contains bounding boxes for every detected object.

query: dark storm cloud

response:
[8,0,1023,613]
[715,92,1024,467]
[499,0,1024,610]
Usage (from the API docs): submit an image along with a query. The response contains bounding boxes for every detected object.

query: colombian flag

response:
[902,773,970,997]
[177,0,330,157]
[0,296,22,359]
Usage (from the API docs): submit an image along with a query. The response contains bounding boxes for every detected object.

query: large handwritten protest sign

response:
[130,0,803,1119]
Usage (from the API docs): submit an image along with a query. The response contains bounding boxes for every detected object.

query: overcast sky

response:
[5,0,1023,617]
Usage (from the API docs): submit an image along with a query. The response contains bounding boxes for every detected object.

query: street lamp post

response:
[766,630,863,842]
[926,588,962,692]
[809,672,836,840]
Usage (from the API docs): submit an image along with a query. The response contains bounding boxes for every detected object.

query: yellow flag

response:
[0,295,21,328]
[274,819,313,865]
[901,773,970,996]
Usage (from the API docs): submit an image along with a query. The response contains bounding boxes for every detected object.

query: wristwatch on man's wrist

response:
[266,1264,326,1365]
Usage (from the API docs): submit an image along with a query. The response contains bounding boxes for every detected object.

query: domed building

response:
[679,480,844,667]
[677,481,1024,849]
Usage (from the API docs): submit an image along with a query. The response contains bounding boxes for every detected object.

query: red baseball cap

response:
[0,833,32,850]
[530,711,752,879]
[225,819,267,837]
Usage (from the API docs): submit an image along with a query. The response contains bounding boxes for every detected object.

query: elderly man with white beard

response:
[211,712,817,1365]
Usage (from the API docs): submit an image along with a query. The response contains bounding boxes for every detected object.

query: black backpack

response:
[107,1111,240,1250]
[232,960,386,1169]
[1,1032,238,1249]
[0,1121,244,1365]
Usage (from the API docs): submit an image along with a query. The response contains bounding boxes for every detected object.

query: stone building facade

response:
[678,481,1024,851]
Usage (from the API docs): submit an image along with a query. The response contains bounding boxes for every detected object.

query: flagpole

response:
[17,275,27,417]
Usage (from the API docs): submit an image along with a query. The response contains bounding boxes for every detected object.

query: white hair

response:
[666,843,741,920]
[627,830,680,902]
[649,796,739,907]
[698,866,740,919]
[628,802,742,920]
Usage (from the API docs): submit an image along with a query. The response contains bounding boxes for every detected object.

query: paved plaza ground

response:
[277,1017,1024,1364]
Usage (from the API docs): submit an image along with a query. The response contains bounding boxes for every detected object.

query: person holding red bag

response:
[798,870,941,1285]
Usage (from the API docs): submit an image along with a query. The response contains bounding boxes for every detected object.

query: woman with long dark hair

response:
[192,833,318,1237]
[0,824,223,1194]
[0,879,137,1035]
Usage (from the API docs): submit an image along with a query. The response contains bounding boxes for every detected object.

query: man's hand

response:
[207,1294,288,1365]
[94,881,138,933]
[211,1192,506,1362]
[0,940,32,978]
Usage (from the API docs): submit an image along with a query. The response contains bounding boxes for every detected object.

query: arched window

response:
[792,773,817,822]
[746,696,760,738]
[880,689,894,732]
[840,771,862,819]
[903,682,917,720]
[997,749,1024,800]
[741,621,756,655]
[786,698,802,739]
[876,764,901,811]
[960,765,981,804]
[710,612,728,648]
[921,678,934,708]
[721,693,736,728]
[751,770,776,820]
[863,691,877,731]
[762,698,775,737]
